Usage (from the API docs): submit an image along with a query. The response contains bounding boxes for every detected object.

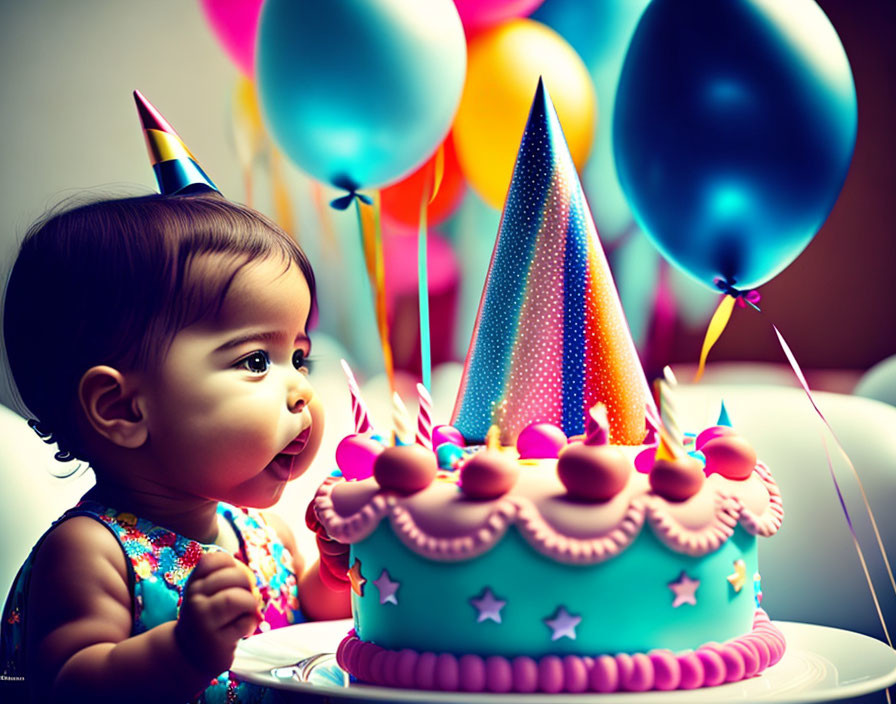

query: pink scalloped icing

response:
[646,492,742,556]
[314,462,784,562]
[512,495,648,564]
[335,609,785,693]
[738,463,785,537]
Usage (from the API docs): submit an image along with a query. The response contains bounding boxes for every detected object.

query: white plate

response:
[232,620,896,703]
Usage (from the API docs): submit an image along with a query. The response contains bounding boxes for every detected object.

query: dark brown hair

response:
[3,191,316,463]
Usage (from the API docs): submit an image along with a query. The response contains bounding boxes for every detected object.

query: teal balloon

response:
[613,0,856,292]
[256,0,466,190]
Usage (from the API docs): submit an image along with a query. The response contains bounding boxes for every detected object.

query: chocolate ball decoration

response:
[373,444,438,493]
[649,456,705,501]
[702,435,757,480]
[459,450,519,500]
[557,443,633,501]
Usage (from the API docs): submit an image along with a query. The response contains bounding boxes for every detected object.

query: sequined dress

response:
[1,499,304,703]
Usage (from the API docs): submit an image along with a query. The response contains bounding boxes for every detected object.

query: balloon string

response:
[416,146,444,393]
[354,195,395,394]
[770,323,896,619]
[818,431,894,650]
[418,172,432,392]
[695,294,736,381]
[269,148,296,237]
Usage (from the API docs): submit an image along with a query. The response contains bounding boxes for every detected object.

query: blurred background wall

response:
[1,0,893,413]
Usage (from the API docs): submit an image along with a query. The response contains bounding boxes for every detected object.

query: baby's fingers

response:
[188,563,255,598]
[204,586,260,632]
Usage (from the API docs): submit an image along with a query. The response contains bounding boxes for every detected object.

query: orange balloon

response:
[380,134,466,227]
[453,19,596,210]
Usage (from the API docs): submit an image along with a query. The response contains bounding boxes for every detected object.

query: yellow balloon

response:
[453,19,597,210]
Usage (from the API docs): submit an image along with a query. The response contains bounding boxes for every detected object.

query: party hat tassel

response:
[452,78,652,445]
[134,90,219,195]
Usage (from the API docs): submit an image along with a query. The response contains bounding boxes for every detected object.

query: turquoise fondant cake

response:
[311,417,785,693]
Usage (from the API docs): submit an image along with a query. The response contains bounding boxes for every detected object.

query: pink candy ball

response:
[432,424,465,448]
[373,445,438,494]
[702,435,757,480]
[516,422,568,459]
[336,434,384,481]
[634,446,656,474]
[695,425,737,450]
[459,451,519,499]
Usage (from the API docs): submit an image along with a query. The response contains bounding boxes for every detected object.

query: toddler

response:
[1,93,349,702]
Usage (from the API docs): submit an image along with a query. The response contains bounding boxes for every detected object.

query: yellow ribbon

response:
[356,194,395,394]
[695,294,736,381]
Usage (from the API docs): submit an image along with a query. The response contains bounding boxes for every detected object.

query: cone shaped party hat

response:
[451,78,654,445]
[134,90,219,195]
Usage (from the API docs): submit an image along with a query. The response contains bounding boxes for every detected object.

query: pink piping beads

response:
[336,609,785,693]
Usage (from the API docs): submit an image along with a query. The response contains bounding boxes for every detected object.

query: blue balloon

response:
[613,0,856,292]
[256,0,466,191]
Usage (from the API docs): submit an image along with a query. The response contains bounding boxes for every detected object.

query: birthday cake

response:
[309,80,786,692]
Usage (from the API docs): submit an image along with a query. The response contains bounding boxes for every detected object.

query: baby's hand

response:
[174,551,262,676]
[306,500,351,591]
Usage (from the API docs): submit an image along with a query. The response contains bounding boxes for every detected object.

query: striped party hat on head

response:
[134,90,219,195]
[451,78,654,445]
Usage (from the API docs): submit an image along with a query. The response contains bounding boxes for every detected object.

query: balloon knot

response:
[329,176,373,210]
[714,279,761,310]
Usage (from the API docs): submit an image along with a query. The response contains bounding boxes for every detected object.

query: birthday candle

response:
[340,359,374,434]
[392,392,413,446]
[585,404,609,446]
[415,383,433,450]
[656,365,684,447]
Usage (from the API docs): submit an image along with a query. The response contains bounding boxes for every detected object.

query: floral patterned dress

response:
[1,500,304,703]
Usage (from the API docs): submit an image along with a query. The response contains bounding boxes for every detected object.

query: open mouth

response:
[281,427,312,455]
[267,428,313,482]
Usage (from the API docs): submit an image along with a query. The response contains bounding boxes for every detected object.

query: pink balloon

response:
[453,0,545,33]
[200,0,263,76]
[336,434,384,481]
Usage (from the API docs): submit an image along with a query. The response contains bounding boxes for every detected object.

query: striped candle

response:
[340,359,374,434]
[415,383,433,450]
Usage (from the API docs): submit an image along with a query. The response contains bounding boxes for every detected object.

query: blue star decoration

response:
[544,606,582,641]
[470,587,507,624]
[373,569,400,605]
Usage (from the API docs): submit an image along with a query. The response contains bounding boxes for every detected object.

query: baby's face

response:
[138,255,323,508]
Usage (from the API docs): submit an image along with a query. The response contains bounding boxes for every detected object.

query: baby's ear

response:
[78,366,147,449]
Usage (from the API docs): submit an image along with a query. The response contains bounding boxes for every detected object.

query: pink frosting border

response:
[336,609,785,693]
[314,464,784,563]
[512,495,647,565]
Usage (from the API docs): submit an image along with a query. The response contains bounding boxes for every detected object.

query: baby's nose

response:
[287,379,312,414]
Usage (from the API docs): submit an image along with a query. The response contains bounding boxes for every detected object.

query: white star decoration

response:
[544,606,581,641]
[373,569,400,605]
[470,587,507,623]
[668,571,700,608]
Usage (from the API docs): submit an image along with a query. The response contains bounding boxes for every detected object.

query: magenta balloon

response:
[200,0,263,76]
[454,0,545,32]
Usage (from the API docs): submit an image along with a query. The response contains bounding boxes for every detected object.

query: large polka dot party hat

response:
[451,78,654,445]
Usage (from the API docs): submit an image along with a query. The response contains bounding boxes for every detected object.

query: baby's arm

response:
[263,511,350,621]
[26,517,258,702]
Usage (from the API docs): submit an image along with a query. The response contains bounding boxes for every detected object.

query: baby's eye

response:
[237,350,270,374]
[293,349,312,374]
